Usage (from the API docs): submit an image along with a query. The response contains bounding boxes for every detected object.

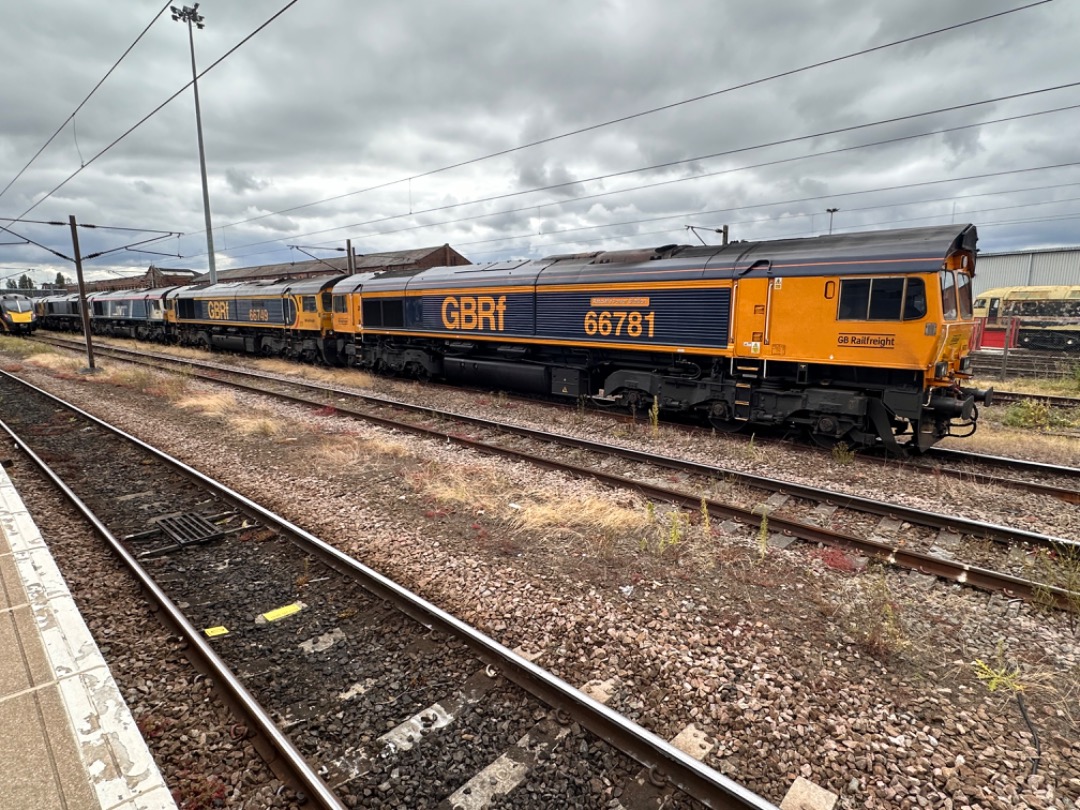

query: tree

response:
[54,271,68,287]
[16,274,33,290]
[4,279,15,290]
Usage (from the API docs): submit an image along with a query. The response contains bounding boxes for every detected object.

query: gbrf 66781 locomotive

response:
[36,224,992,452]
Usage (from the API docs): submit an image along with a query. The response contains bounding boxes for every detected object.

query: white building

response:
[974,246,1080,295]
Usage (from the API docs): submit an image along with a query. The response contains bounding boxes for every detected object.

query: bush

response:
[1002,400,1054,429]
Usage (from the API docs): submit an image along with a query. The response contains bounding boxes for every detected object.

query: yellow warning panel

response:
[204,626,229,637]
[261,602,304,623]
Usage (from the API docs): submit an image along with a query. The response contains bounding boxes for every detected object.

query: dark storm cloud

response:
[1,0,1078,283]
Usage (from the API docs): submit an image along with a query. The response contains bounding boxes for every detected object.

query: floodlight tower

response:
[171,4,217,283]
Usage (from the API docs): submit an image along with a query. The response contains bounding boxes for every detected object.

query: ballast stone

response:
[780,776,838,810]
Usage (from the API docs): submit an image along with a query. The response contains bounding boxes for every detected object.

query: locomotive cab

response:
[0,294,38,335]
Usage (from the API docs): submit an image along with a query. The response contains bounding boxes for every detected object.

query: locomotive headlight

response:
[934,361,950,379]
[959,356,972,373]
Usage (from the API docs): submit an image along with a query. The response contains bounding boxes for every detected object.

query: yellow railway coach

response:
[972,285,1080,351]
[327,224,990,453]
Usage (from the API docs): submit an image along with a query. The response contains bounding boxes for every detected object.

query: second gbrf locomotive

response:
[36,224,991,452]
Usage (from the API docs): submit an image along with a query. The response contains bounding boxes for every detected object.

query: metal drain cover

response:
[126,511,248,557]
[155,512,229,546]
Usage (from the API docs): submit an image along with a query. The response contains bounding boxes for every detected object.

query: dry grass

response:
[97,366,158,391]
[972,373,1080,398]
[147,373,191,401]
[306,366,374,388]
[0,336,53,357]
[79,359,193,401]
[942,427,1080,466]
[824,569,910,660]
[418,463,507,515]
[247,358,373,389]
[228,413,283,437]
[411,459,694,558]
[947,642,1080,730]
[315,434,415,467]
[250,358,300,376]
[511,494,652,537]
[175,392,237,417]
[25,352,85,375]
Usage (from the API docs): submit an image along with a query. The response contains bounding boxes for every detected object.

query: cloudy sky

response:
[1,0,1078,285]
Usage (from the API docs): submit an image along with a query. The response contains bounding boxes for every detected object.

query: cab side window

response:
[837,279,871,319]
[867,278,904,319]
[903,278,926,320]
[332,295,348,313]
[956,273,973,318]
[838,277,913,320]
[302,296,318,313]
[939,271,957,320]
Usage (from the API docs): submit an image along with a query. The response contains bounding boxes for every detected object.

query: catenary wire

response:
[9,3,1058,268]
[308,91,1080,248]
[7,1,1054,262]
[214,156,1080,267]
[200,91,1080,263]
[12,0,303,222]
[468,205,1080,258]
[0,2,172,204]
[220,157,1080,267]
[213,0,1055,232]
[457,181,1080,252]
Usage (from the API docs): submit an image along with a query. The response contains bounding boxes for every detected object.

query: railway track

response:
[925,446,1080,490]
[984,390,1080,409]
[0,368,777,810]
[32,334,1080,504]
[22,336,1079,612]
[969,349,1079,381]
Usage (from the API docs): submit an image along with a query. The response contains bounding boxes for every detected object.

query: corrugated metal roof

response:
[974,247,1080,295]
[979,244,1080,258]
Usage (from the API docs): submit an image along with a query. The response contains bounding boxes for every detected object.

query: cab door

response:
[730,274,773,421]
[732,277,771,359]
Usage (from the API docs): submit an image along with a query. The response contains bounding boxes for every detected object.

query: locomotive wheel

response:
[707,402,744,433]
[808,430,838,449]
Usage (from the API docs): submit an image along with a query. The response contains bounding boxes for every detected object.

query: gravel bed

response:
[3,349,1079,809]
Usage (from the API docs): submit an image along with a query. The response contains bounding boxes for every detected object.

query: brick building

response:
[192,244,471,284]
[63,266,201,294]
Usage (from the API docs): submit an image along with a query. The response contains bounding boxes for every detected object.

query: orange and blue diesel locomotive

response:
[0,293,38,335]
[35,224,991,452]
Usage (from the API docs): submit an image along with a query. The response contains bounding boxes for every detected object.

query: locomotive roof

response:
[708,223,978,277]
[170,275,345,298]
[328,224,977,292]
[89,286,182,301]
